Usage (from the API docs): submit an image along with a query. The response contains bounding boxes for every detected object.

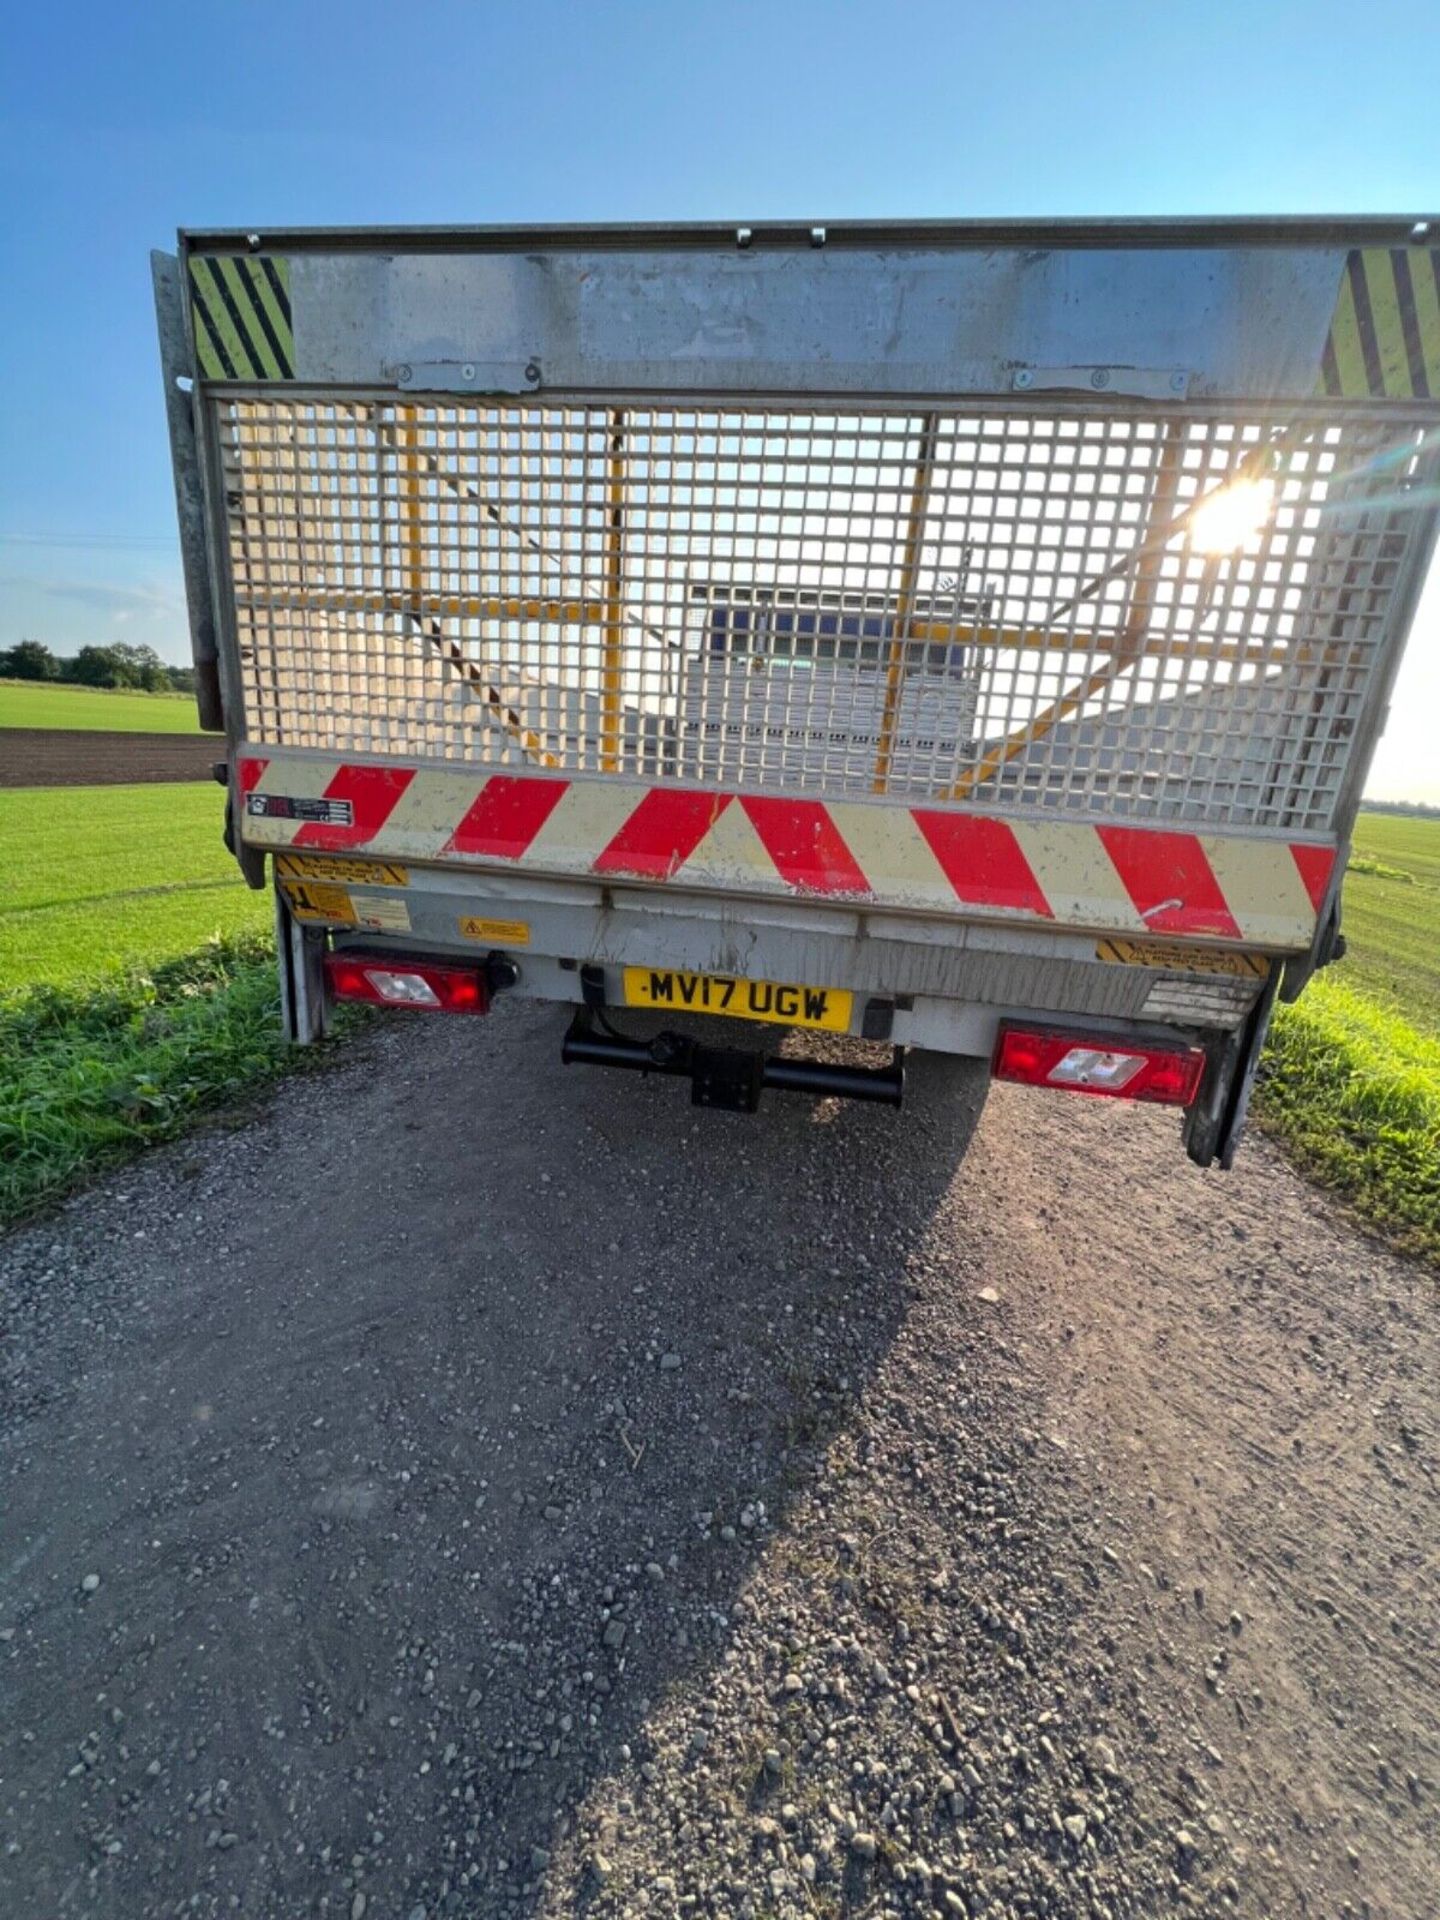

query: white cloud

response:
[0,568,190,664]
[0,573,184,619]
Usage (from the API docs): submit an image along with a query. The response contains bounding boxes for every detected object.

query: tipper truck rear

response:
[152,217,1440,1162]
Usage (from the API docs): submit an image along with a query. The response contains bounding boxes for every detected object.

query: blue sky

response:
[2,0,1438,797]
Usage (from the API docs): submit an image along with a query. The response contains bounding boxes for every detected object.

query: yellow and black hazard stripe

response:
[1095,937,1270,978]
[188,255,293,380]
[1319,248,1440,401]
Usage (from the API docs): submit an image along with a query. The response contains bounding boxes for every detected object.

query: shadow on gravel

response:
[0,1002,986,1919]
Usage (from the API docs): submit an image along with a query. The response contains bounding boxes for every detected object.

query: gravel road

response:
[2,1004,1436,1920]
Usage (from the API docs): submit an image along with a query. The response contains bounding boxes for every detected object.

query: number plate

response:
[622,967,852,1033]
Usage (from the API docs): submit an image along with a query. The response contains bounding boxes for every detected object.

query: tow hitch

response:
[561,1010,905,1112]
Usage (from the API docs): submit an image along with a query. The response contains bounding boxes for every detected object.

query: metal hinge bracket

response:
[1012,365,1190,400]
[392,358,542,394]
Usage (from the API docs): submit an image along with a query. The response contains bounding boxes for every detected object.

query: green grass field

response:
[1338,814,1440,1038]
[0,781,346,1224]
[0,679,202,733]
[0,784,268,991]
[1256,809,1440,1262]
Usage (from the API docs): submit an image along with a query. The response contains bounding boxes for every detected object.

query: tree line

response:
[1361,797,1440,819]
[0,639,196,696]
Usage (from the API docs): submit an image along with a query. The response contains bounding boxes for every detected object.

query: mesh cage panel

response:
[215,397,1434,830]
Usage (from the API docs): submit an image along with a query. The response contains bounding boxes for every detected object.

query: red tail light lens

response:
[324,951,490,1015]
[993,1024,1204,1106]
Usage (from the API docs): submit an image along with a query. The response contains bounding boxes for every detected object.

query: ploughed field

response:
[0,682,213,787]
[0,728,216,787]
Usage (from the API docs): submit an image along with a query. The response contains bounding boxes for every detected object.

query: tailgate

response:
[156,220,1440,962]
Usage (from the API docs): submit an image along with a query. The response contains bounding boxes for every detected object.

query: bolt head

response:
[1090,368,1111,390]
[1014,369,1034,390]
[396,364,413,384]
[461,364,476,381]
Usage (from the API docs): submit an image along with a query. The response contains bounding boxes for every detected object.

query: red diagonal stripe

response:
[1097,825,1241,939]
[911,811,1052,917]
[1290,842,1337,915]
[739,796,870,896]
[442,775,569,859]
[237,755,268,794]
[594,789,733,879]
[293,763,416,850]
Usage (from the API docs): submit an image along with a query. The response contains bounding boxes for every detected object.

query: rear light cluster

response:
[324,951,490,1015]
[993,1024,1205,1106]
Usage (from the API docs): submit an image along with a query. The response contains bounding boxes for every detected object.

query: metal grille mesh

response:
[216,398,1434,829]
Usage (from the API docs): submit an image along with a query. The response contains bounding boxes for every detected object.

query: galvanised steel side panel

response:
[150,253,224,731]
[279,247,1351,401]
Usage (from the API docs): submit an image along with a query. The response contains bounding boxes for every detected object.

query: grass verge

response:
[0,933,358,1230]
[0,680,201,732]
[0,783,269,990]
[1256,976,1440,1265]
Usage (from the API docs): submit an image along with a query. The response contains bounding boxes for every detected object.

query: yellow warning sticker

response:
[1096,938,1269,979]
[276,853,408,887]
[281,879,413,931]
[458,916,531,946]
[282,879,356,925]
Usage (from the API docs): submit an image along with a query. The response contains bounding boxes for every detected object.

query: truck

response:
[152,216,1440,1163]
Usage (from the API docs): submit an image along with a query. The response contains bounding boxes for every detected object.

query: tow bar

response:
[561,1010,905,1113]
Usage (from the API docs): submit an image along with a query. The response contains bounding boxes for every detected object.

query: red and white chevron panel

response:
[237,750,1337,949]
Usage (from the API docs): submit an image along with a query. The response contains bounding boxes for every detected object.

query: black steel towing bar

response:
[561,1011,904,1112]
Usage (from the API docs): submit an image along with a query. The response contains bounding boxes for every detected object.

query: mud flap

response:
[1183,969,1279,1169]
[221,781,267,889]
[275,885,330,1046]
